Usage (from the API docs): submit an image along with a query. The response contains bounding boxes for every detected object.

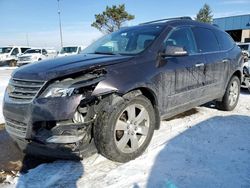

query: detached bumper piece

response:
[6,119,97,160]
[12,136,97,160]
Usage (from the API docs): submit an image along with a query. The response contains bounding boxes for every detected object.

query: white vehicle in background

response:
[237,43,250,92]
[58,46,83,57]
[46,48,58,58]
[237,43,250,58]
[0,46,30,66]
[17,48,50,66]
[242,59,250,92]
[238,43,250,57]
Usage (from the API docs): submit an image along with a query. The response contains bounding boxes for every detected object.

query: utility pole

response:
[26,33,29,46]
[57,0,63,48]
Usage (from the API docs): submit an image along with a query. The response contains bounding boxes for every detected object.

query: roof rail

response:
[140,17,192,25]
[212,24,219,28]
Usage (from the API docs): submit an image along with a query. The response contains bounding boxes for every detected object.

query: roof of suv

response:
[126,17,222,33]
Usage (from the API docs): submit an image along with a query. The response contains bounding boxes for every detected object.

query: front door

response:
[158,27,206,115]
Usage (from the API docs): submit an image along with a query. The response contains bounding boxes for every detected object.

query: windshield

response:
[0,47,13,54]
[60,47,78,54]
[24,49,41,54]
[82,25,164,55]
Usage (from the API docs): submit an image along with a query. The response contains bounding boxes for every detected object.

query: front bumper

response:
[11,135,97,160]
[3,92,95,159]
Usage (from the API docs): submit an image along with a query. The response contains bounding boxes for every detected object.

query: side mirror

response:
[161,45,188,57]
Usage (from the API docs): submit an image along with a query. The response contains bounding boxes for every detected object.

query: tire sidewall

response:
[224,76,240,111]
[94,95,156,162]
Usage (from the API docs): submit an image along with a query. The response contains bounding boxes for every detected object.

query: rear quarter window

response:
[215,30,235,51]
[192,27,220,53]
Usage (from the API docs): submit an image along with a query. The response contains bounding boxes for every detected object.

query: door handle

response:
[195,63,204,67]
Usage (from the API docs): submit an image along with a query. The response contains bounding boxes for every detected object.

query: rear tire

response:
[94,94,155,163]
[216,76,240,111]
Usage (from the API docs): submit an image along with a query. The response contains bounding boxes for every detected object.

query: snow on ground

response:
[0,67,17,71]
[1,91,250,188]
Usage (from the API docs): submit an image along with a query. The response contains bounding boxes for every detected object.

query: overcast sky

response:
[1,0,250,49]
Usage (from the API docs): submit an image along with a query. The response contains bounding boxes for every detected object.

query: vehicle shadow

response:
[241,88,250,95]
[146,115,250,188]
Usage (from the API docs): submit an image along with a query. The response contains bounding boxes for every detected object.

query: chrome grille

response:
[5,118,27,138]
[7,78,45,103]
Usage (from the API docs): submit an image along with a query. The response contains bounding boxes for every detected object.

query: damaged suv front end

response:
[3,65,115,159]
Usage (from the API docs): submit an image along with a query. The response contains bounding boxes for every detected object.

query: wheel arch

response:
[232,70,242,83]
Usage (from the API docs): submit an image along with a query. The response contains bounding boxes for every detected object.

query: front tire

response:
[216,76,240,111]
[94,94,155,162]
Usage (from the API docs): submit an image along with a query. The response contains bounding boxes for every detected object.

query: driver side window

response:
[164,27,197,54]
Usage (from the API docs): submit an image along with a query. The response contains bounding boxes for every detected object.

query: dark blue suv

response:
[3,17,243,162]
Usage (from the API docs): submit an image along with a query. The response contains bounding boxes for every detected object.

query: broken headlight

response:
[41,78,76,98]
[43,87,75,98]
[41,70,106,98]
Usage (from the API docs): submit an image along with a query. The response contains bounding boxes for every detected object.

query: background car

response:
[57,45,84,57]
[238,42,250,56]
[242,57,250,92]
[0,46,30,66]
[17,48,50,66]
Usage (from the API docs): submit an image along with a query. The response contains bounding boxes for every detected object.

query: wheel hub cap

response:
[114,104,150,153]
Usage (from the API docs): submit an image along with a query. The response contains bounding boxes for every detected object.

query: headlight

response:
[41,70,106,98]
[43,87,75,98]
[41,78,76,98]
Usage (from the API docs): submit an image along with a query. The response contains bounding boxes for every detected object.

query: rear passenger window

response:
[215,30,235,50]
[192,27,220,53]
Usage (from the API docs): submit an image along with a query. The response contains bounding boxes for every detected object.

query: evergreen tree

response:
[195,4,213,23]
[91,4,135,33]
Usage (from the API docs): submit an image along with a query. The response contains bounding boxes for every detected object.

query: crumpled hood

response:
[13,54,133,81]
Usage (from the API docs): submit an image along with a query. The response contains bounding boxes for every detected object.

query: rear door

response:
[192,27,225,97]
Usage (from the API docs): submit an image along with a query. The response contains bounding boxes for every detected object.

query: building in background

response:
[213,14,250,43]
